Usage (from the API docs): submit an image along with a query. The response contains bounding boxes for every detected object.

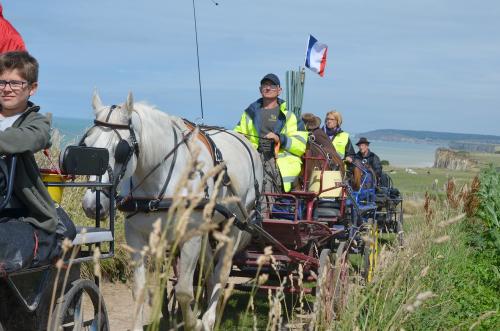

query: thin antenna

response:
[192,0,204,121]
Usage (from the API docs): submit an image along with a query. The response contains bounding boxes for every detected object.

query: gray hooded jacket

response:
[0,102,57,233]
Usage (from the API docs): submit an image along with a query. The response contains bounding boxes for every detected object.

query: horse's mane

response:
[133,102,188,168]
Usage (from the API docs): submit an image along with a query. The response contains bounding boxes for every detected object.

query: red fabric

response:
[0,4,26,54]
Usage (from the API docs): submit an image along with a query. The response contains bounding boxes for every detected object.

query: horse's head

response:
[81,91,140,219]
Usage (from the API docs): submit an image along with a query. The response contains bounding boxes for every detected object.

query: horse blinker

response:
[115,139,132,164]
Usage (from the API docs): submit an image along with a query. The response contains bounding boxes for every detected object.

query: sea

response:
[51,117,442,168]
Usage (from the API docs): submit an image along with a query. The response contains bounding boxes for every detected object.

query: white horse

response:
[81,92,262,330]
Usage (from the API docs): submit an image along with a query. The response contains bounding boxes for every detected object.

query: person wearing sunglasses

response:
[235,73,308,193]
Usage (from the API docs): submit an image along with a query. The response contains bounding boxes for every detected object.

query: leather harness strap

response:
[118,120,224,213]
[183,119,222,166]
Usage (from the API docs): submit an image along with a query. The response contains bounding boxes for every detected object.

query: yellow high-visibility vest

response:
[235,101,308,192]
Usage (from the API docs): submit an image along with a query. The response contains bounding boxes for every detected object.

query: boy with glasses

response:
[235,73,308,193]
[0,51,59,273]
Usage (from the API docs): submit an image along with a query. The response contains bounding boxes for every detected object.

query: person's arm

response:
[234,112,246,134]
[372,153,383,178]
[279,114,307,157]
[234,110,259,149]
[0,113,50,154]
[344,138,356,162]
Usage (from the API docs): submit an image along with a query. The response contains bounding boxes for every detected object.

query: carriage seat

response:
[313,199,341,219]
[55,208,114,249]
[73,227,113,245]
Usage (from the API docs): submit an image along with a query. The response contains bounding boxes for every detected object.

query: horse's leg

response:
[176,235,203,331]
[125,219,149,331]
[201,229,245,330]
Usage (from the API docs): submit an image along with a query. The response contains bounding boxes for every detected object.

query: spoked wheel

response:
[315,248,335,323]
[332,242,349,313]
[315,242,350,323]
[362,219,379,283]
[50,279,109,331]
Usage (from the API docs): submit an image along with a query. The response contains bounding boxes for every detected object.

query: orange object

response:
[274,140,280,157]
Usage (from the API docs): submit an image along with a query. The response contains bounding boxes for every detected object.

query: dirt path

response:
[101,277,251,330]
[100,282,151,331]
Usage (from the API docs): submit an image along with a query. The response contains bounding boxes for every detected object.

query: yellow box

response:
[308,170,343,198]
[41,172,66,204]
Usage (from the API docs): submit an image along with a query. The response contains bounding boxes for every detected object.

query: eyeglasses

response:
[260,84,279,91]
[0,80,29,91]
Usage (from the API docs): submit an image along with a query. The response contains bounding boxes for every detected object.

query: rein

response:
[124,125,190,201]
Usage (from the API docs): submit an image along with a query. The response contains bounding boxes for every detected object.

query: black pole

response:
[192,0,204,121]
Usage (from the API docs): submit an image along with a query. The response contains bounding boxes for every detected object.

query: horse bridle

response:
[79,105,140,190]
[80,105,199,208]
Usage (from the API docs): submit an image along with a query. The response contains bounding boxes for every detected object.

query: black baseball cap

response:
[260,73,280,86]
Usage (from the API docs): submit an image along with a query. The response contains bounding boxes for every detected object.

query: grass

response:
[386,165,474,196]
[470,152,500,169]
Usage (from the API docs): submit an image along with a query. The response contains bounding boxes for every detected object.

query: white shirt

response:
[0,113,22,131]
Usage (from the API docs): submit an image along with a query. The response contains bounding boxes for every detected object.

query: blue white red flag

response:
[304,35,328,77]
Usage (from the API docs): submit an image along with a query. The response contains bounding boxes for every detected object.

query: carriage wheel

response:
[50,279,109,331]
[362,219,379,283]
[332,242,349,313]
[315,248,335,323]
[315,242,350,324]
[396,212,404,248]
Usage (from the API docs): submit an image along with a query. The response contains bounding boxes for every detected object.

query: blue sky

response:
[4,0,500,135]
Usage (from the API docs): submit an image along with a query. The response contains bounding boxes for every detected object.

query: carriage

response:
[0,146,114,331]
[231,136,404,308]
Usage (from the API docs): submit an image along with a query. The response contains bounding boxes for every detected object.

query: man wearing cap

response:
[355,137,382,180]
[235,73,308,193]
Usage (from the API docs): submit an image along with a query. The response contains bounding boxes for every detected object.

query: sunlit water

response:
[367,140,442,168]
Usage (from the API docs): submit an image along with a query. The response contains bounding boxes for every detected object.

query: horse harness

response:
[100,115,261,220]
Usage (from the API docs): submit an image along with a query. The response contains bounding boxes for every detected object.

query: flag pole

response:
[192,0,204,122]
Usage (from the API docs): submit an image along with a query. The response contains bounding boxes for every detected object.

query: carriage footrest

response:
[73,226,113,245]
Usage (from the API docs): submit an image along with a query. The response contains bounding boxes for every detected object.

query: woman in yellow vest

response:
[322,110,355,163]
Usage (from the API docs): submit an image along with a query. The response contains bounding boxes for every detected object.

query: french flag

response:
[305,35,328,77]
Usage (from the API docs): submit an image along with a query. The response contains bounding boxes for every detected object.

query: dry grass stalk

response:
[468,310,498,330]
[437,213,466,228]
[433,235,451,244]
[404,290,436,312]
[420,266,430,278]
[424,192,434,224]
[464,176,480,217]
